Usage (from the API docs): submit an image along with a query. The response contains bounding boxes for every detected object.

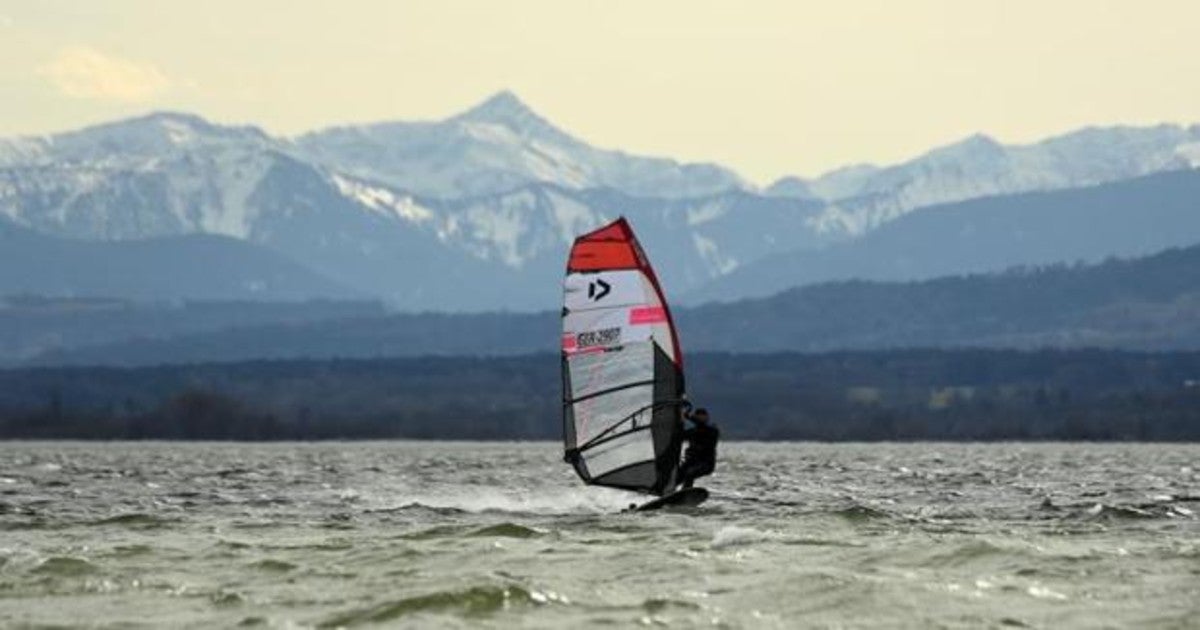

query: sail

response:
[561,217,685,495]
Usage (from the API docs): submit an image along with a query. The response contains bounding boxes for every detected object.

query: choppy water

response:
[1,442,1197,628]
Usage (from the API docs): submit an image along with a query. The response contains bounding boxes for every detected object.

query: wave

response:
[248,559,298,572]
[209,590,247,607]
[911,540,1012,568]
[468,523,549,539]
[317,585,537,626]
[103,544,154,558]
[642,598,701,613]
[31,556,99,577]
[91,513,178,529]
[831,504,892,521]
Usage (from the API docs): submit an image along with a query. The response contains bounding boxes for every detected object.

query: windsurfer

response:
[679,407,718,489]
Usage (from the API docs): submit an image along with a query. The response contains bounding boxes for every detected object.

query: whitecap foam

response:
[711,525,774,549]
[365,484,635,515]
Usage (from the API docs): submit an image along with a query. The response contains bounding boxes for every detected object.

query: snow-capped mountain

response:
[2,91,1199,310]
[0,112,283,240]
[296,91,748,199]
[306,175,823,308]
[776,125,1200,235]
[0,99,805,309]
[691,169,1200,303]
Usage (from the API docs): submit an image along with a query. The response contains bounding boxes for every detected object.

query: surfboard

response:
[561,217,687,498]
[631,487,710,512]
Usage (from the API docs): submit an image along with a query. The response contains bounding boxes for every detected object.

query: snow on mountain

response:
[689,169,1200,304]
[329,174,435,224]
[805,164,882,201]
[0,112,283,240]
[296,91,749,199]
[804,124,1200,235]
[2,94,1200,310]
[0,109,808,309]
[30,112,272,165]
[0,137,50,167]
[1175,140,1200,167]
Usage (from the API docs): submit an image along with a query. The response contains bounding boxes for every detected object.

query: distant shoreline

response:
[2,349,1198,442]
[1,438,1197,444]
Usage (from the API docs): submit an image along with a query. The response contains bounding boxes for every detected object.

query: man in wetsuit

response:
[678,407,719,489]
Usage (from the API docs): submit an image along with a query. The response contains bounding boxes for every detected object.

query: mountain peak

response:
[78,110,216,135]
[139,110,212,126]
[62,110,270,147]
[925,132,1005,162]
[143,111,272,141]
[452,90,565,139]
[460,90,533,119]
[765,176,817,199]
[951,132,1002,151]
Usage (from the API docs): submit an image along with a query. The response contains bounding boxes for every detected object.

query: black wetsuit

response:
[679,421,719,489]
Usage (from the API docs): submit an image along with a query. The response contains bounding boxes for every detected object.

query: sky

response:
[2,0,1199,184]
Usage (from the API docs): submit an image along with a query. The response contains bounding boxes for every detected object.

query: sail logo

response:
[575,326,621,349]
[587,279,611,301]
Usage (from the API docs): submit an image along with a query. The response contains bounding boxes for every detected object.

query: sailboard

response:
[561,217,693,501]
[631,487,709,512]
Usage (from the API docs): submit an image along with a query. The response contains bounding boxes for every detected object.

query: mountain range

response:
[693,169,1200,302]
[18,240,1200,367]
[2,91,1198,310]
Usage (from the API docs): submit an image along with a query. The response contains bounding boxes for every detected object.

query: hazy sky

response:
[3,0,1199,183]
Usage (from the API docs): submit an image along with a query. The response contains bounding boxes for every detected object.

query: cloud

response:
[39,47,169,102]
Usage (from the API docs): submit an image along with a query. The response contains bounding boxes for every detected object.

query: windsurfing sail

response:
[561,217,685,496]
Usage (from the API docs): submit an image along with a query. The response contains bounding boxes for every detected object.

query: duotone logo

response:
[588,279,611,301]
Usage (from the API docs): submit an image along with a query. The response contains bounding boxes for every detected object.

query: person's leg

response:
[679,459,698,489]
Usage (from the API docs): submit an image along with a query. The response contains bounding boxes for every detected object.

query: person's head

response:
[691,408,709,424]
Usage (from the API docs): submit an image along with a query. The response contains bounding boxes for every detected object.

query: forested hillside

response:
[680,243,1200,351]
[15,242,1200,366]
[2,350,1197,441]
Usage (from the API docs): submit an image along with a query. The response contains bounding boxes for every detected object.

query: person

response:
[678,407,719,489]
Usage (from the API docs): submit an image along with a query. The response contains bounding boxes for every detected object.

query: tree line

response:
[1,349,1197,441]
[8,241,1200,368]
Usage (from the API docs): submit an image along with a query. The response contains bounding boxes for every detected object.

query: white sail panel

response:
[582,431,654,481]
[566,342,653,401]
[564,269,646,312]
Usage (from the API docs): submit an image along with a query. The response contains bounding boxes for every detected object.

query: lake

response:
[1,441,1197,628]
